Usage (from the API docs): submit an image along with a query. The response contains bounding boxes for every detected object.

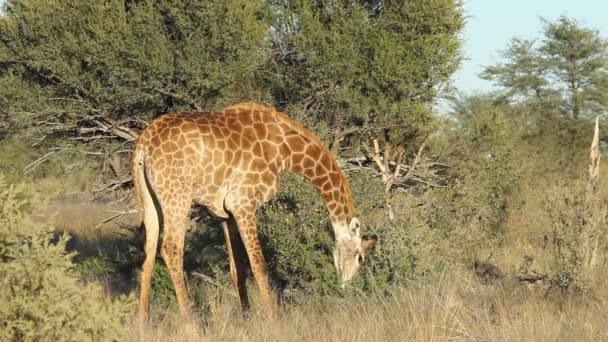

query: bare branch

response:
[402,133,436,182]
[24,150,58,174]
[95,209,139,229]
[70,135,120,141]
[92,176,132,200]
[397,176,447,188]
[371,138,388,175]
[153,88,203,111]
[93,118,139,142]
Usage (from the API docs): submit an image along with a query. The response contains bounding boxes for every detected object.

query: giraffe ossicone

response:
[131,102,377,329]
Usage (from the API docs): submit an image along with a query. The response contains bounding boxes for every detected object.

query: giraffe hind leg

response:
[137,163,161,336]
[157,187,194,321]
[222,217,250,315]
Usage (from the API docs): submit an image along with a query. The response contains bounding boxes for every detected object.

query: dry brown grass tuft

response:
[125,271,608,342]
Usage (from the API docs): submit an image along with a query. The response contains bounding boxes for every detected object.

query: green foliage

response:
[150,262,178,308]
[365,215,438,288]
[255,169,447,292]
[480,38,551,100]
[540,17,608,117]
[544,184,585,291]
[0,174,134,341]
[0,0,269,126]
[544,181,608,292]
[429,105,525,257]
[266,0,464,148]
[482,16,608,118]
[258,173,340,294]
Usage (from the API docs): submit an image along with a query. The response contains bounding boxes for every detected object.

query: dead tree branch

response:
[589,115,600,190]
[364,133,443,222]
[92,118,139,142]
[402,133,436,183]
[95,209,139,229]
[92,176,133,200]
[580,115,605,279]
[153,88,203,111]
[24,150,58,174]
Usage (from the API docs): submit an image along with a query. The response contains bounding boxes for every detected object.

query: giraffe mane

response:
[226,102,356,221]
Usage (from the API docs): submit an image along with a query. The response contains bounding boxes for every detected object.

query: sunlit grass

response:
[124,271,608,342]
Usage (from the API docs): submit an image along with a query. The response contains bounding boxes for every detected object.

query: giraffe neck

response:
[226,103,356,239]
[282,137,355,240]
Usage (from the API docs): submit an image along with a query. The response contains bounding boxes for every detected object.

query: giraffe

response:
[131,102,377,329]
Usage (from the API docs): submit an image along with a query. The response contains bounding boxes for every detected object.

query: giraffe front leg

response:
[232,212,277,320]
[222,218,250,314]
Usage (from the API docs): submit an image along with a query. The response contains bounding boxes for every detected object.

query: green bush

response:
[363,214,438,289]
[257,173,340,295]
[544,181,607,292]
[0,174,134,341]
[427,107,525,258]
[255,169,448,294]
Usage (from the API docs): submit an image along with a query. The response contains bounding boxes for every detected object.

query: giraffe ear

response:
[349,217,361,237]
[361,234,378,256]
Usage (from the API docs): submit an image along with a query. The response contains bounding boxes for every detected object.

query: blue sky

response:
[455,0,608,93]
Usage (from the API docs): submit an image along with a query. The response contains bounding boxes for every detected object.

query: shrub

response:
[427,108,525,259]
[257,173,340,295]
[544,181,607,292]
[363,214,438,289]
[0,174,134,341]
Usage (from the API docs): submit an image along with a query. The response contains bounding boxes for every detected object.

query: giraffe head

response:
[333,217,378,285]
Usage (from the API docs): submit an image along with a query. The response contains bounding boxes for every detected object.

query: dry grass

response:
[125,271,608,342]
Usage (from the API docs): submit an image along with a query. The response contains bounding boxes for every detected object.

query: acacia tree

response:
[482,16,608,118]
[269,0,463,146]
[540,17,608,118]
[0,0,269,179]
[480,38,551,101]
[267,0,464,221]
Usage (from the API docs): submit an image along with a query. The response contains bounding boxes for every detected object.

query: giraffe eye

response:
[358,254,364,264]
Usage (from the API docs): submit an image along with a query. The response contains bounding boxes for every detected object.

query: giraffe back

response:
[136,105,289,217]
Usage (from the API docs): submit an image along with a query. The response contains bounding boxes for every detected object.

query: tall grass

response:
[127,270,608,342]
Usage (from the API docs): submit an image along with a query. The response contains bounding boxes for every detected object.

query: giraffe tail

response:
[132,142,162,329]
[131,144,145,226]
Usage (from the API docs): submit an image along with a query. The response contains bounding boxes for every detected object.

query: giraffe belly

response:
[192,189,229,218]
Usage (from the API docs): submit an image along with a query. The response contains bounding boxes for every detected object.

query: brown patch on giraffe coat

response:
[242,126,256,145]
[291,152,304,166]
[250,157,267,171]
[315,163,325,177]
[252,141,263,157]
[302,157,315,170]
[262,145,276,164]
[286,135,306,152]
[253,122,267,140]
